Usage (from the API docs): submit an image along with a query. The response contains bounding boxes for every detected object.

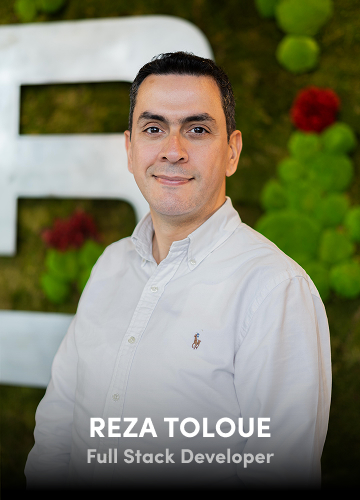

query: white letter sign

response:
[0,15,213,255]
[0,16,213,387]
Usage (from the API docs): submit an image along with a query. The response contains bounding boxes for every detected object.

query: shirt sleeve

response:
[233,275,332,489]
[24,315,78,489]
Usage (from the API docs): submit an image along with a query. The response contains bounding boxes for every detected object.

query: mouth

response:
[153,175,194,186]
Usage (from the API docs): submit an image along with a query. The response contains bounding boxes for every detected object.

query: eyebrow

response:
[137,111,216,126]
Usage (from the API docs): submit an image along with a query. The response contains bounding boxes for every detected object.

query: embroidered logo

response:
[192,333,201,349]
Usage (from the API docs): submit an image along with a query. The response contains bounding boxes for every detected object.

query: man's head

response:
[125,52,242,227]
[128,52,236,142]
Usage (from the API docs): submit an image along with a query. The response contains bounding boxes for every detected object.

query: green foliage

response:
[303,260,330,302]
[259,115,359,299]
[40,272,70,304]
[14,0,37,21]
[277,157,306,184]
[318,229,355,265]
[330,259,360,299]
[255,210,321,266]
[314,193,349,227]
[286,180,322,214]
[344,206,360,242]
[276,35,320,73]
[78,240,104,269]
[307,153,354,193]
[14,0,66,21]
[275,0,333,36]
[45,249,78,282]
[321,122,358,154]
[36,0,66,13]
[288,131,322,161]
[255,0,334,75]
[260,179,288,210]
[41,241,104,304]
[254,0,279,18]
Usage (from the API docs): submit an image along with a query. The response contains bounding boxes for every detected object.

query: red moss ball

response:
[42,210,99,251]
[291,86,340,133]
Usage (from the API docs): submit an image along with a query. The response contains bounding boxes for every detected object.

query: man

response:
[25,52,331,490]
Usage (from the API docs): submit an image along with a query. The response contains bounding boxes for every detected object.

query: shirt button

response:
[151,286,158,293]
[128,336,136,344]
[190,259,196,266]
[112,393,120,401]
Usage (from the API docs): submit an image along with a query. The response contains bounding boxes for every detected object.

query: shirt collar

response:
[130,211,156,265]
[131,197,241,269]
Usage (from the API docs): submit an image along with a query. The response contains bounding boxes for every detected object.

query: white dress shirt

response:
[25,197,331,490]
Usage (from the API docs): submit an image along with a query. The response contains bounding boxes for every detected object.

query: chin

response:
[150,200,199,218]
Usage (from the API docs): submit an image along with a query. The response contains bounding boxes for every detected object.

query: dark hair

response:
[128,51,236,141]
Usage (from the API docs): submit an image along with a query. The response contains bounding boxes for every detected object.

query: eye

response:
[190,126,208,134]
[144,126,162,134]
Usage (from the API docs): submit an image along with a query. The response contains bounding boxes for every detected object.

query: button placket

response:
[103,244,188,425]
[92,226,193,483]
[104,272,165,414]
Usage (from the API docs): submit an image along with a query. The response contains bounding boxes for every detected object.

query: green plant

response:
[260,179,288,210]
[344,207,360,243]
[256,87,360,301]
[321,122,358,154]
[40,241,104,303]
[275,0,333,36]
[276,35,320,73]
[37,0,66,13]
[14,0,66,22]
[277,157,306,184]
[14,0,37,22]
[254,0,279,18]
[329,260,360,299]
[256,210,321,266]
[255,0,334,74]
[40,272,70,304]
[307,153,354,193]
[313,193,349,228]
[40,211,105,304]
[318,229,355,265]
[288,131,322,160]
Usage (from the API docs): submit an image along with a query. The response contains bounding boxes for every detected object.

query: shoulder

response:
[227,221,320,298]
[227,223,326,340]
[75,236,139,314]
[89,236,137,280]
[77,236,138,299]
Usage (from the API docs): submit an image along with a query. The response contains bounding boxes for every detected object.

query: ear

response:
[124,130,133,174]
[226,130,242,177]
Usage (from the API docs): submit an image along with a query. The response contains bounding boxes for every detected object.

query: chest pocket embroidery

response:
[192,333,201,349]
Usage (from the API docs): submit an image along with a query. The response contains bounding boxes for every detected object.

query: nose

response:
[160,134,188,163]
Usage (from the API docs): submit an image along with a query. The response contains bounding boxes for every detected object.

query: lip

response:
[153,175,193,186]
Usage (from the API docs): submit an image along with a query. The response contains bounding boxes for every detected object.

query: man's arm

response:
[24,316,78,489]
[234,275,331,489]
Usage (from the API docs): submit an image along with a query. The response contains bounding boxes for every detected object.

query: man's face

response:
[125,74,241,223]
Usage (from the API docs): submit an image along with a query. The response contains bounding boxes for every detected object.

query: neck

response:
[151,200,226,264]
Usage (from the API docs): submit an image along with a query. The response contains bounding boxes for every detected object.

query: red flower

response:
[291,87,340,133]
[42,210,100,251]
